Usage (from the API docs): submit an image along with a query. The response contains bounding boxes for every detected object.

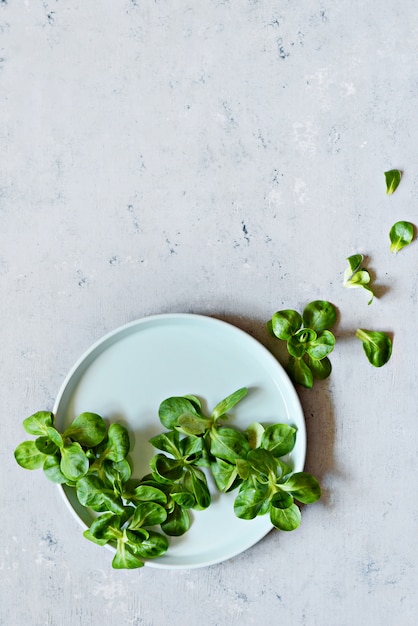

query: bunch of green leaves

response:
[14,411,169,569]
[343,254,374,304]
[152,388,321,532]
[267,300,337,389]
[14,411,110,483]
[15,389,322,568]
[146,426,211,536]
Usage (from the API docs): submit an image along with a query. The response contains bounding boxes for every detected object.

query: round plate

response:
[53,313,306,569]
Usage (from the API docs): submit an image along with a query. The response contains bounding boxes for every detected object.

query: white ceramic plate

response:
[53,313,306,569]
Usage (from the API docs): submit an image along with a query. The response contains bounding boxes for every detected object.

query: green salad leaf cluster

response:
[15,388,321,569]
[267,300,336,388]
[14,411,170,569]
[153,388,320,531]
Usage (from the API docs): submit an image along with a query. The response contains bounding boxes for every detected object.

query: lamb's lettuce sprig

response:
[152,388,321,532]
[343,254,374,304]
[14,411,170,569]
[267,300,337,388]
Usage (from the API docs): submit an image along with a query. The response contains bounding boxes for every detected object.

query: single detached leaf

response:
[356,329,392,367]
[269,310,302,340]
[389,221,414,254]
[384,169,402,194]
[302,301,336,332]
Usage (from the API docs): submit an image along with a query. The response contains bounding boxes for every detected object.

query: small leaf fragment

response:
[384,169,402,194]
[343,254,374,304]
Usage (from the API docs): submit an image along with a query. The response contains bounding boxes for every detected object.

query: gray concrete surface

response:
[2,1,418,624]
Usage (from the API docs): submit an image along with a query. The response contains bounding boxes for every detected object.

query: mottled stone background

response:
[2,1,418,624]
